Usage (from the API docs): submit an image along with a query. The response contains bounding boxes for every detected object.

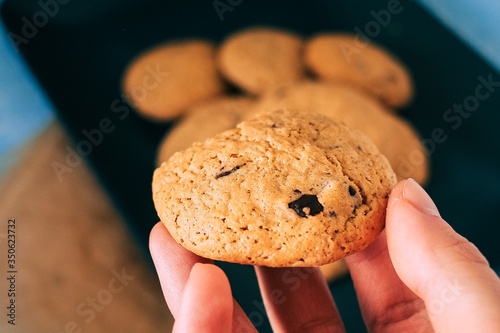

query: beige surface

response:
[0,123,174,332]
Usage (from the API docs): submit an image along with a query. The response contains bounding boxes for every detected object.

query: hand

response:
[150,179,500,332]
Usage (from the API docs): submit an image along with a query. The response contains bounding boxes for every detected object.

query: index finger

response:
[149,222,256,333]
[255,266,346,332]
[149,222,211,317]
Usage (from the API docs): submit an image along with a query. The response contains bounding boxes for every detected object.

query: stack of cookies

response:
[122,27,429,281]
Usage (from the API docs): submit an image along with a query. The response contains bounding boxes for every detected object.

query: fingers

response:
[255,266,345,333]
[345,230,432,332]
[173,263,233,333]
[387,179,500,333]
[149,222,256,332]
[149,222,211,317]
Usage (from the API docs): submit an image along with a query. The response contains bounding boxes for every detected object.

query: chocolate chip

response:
[288,195,323,218]
[357,146,362,151]
[293,189,302,194]
[215,163,246,179]
[348,186,356,196]
[329,211,337,217]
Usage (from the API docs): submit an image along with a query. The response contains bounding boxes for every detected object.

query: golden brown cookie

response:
[217,27,304,95]
[304,33,413,108]
[254,81,428,184]
[320,260,349,282]
[153,109,397,267]
[122,40,225,121]
[156,96,255,165]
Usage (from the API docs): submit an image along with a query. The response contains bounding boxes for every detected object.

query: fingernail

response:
[403,178,440,217]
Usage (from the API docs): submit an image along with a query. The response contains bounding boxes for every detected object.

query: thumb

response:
[386,179,500,333]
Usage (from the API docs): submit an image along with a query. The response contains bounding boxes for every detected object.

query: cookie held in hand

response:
[152,109,396,267]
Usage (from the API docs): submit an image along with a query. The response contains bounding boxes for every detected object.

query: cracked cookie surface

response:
[152,109,397,266]
[254,81,428,184]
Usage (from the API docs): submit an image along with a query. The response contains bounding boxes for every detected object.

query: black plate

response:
[3,1,500,332]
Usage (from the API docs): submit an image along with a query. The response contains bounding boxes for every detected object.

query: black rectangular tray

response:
[3,1,500,332]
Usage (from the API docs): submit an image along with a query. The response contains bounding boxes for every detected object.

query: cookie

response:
[320,259,349,282]
[217,27,304,95]
[122,40,225,121]
[304,33,413,108]
[156,96,255,165]
[254,81,428,184]
[153,108,397,267]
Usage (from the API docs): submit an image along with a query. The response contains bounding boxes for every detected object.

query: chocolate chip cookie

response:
[153,108,396,267]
